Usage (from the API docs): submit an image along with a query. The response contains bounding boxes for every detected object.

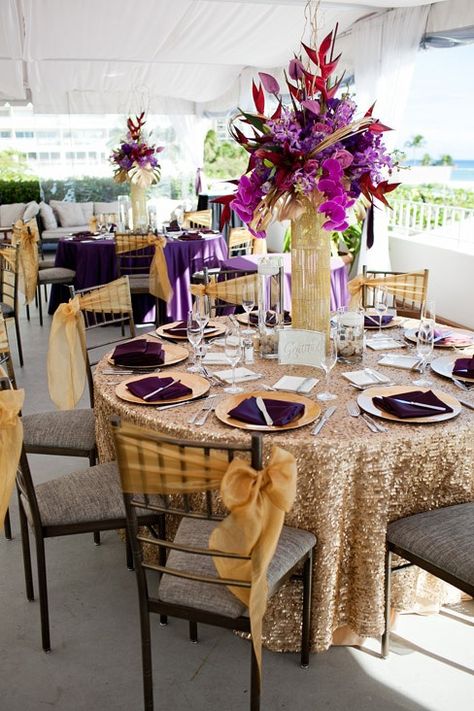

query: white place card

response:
[213,367,261,384]
[366,337,405,351]
[342,370,392,387]
[202,352,229,365]
[378,354,421,370]
[278,329,325,367]
[272,375,319,393]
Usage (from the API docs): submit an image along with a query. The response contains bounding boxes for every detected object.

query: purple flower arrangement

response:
[220,27,397,238]
[110,113,164,188]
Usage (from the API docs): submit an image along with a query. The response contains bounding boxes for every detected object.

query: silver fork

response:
[188,395,217,425]
[195,400,218,426]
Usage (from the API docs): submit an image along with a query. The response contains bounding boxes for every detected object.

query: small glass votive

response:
[336,310,364,363]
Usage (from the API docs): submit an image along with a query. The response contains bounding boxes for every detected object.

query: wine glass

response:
[317,328,338,401]
[413,319,434,387]
[421,299,436,324]
[193,294,211,331]
[373,290,388,339]
[242,284,256,335]
[186,310,203,373]
[224,325,243,394]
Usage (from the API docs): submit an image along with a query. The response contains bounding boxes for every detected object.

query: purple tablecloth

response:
[49,234,228,323]
[220,253,350,311]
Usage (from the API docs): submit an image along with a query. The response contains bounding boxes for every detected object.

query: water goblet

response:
[224,326,243,394]
[373,291,388,339]
[317,328,338,401]
[242,284,256,335]
[186,310,203,373]
[194,294,211,331]
[413,319,434,387]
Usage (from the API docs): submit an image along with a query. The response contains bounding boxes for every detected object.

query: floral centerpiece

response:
[220,26,397,334]
[110,112,164,229]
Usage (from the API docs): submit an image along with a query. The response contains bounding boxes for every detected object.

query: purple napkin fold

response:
[168,220,181,231]
[164,321,217,337]
[452,356,474,378]
[178,232,204,241]
[228,396,304,427]
[126,376,192,401]
[249,310,291,326]
[373,389,453,419]
[112,339,165,366]
[71,231,95,241]
[364,314,393,327]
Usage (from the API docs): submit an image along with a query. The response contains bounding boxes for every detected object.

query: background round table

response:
[93,322,474,653]
[49,233,228,322]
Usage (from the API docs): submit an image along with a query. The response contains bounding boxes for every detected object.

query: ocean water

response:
[451,160,474,182]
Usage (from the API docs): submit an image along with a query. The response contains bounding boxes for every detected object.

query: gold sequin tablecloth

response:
[93,330,474,653]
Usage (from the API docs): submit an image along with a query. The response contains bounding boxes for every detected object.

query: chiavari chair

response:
[361,266,429,319]
[112,420,316,711]
[0,241,23,365]
[182,209,212,229]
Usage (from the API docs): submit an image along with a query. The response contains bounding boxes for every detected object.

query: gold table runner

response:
[93,322,474,652]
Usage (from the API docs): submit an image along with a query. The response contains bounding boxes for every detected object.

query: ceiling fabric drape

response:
[352,5,430,272]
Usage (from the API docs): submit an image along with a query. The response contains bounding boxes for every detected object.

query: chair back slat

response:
[183,209,212,229]
[114,233,154,277]
[362,266,429,319]
[228,227,253,256]
[0,242,19,311]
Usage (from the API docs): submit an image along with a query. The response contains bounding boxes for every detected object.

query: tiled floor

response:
[1,305,473,710]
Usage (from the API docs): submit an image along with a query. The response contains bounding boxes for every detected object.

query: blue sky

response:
[396,43,474,160]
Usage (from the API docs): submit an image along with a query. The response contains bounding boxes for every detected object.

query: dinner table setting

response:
[92,304,474,654]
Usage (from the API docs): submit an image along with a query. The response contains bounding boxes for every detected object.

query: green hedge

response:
[0,179,41,204]
[40,177,128,203]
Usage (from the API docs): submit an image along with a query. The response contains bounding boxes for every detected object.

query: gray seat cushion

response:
[159,517,316,618]
[38,257,55,270]
[41,225,90,242]
[388,503,474,591]
[38,267,75,284]
[23,461,160,528]
[23,409,96,453]
[0,302,14,318]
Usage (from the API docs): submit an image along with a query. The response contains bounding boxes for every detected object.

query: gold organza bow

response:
[348,270,427,309]
[0,313,8,353]
[115,233,173,302]
[0,385,24,527]
[47,276,132,410]
[190,273,258,306]
[210,447,297,674]
[12,219,39,304]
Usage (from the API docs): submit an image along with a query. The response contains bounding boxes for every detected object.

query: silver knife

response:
[311,405,337,435]
[143,379,179,401]
[458,398,474,410]
[256,397,273,426]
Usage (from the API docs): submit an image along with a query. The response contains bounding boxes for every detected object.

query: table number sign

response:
[278,329,325,367]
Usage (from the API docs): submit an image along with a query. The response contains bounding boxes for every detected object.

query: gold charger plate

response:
[107,337,188,370]
[115,371,209,405]
[364,315,402,330]
[404,326,474,348]
[357,385,461,424]
[215,390,320,431]
[430,355,474,384]
[155,320,226,341]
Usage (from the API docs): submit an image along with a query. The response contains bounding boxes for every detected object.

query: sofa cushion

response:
[23,201,40,222]
[94,201,118,216]
[0,203,26,226]
[79,202,94,222]
[50,200,85,227]
[41,225,90,242]
[39,201,58,230]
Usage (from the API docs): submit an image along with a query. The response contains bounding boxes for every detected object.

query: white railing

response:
[388,199,474,251]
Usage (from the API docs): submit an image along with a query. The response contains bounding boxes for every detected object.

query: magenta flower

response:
[258,72,280,95]
[289,58,305,81]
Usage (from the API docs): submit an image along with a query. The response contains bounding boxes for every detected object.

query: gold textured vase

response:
[130,181,148,231]
[291,199,331,338]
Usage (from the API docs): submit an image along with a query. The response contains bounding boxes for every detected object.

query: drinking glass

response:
[242,284,256,334]
[413,319,434,386]
[317,328,338,401]
[421,299,436,323]
[224,326,243,394]
[186,310,203,373]
[193,294,211,331]
[373,290,388,339]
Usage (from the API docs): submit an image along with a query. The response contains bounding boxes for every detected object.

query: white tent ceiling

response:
[0,0,471,114]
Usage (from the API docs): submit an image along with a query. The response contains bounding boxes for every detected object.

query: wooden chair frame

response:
[0,241,23,366]
[112,421,314,711]
[228,227,253,257]
[182,209,212,229]
[362,266,429,319]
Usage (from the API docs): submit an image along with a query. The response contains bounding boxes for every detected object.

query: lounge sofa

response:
[38,200,118,243]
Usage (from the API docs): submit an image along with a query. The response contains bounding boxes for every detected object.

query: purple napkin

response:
[364,314,393,327]
[373,389,453,419]
[178,232,204,241]
[112,339,164,366]
[71,231,95,241]
[126,376,192,401]
[168,220,181,231]
[164,320,190,337]
[452,356,474,378]
[249,311,291,326]
[228,396,304,427]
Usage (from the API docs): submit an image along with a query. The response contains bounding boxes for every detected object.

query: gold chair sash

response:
[47,276,132,409]
[348,271,427,309]
[209,447,296,675]
[12,220,39,305]
[0,385,24,527]
[114,420,296,677]
[0,246,17,272]
[115,233,173,302]
[190,273,258,306]
[0,313,8,352]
